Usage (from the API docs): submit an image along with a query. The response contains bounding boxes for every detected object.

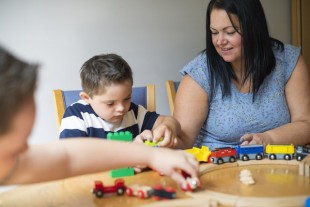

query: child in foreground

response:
[0,46,199,188]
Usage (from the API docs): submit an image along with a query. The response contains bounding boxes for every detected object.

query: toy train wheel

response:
[95,190,104,198]
[229,156,236,162]
[297,155,302,161]
[256,154,263,160]
[284,154,291,160]
[242,155,249,161]
[217,158,224,164]
[138,190,145,199]
[126,188,133,196]
[269,154,276,160]
[117,187,125,195]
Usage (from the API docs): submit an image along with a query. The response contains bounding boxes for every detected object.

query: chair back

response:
[53,85,155,130]
[165,80,180,115]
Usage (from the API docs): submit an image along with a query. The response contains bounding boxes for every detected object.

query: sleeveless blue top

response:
[180,44,301,150]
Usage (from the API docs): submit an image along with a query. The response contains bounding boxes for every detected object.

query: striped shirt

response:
[59,100,159,139]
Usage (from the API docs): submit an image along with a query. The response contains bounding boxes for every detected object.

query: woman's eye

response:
[227,31,236,35]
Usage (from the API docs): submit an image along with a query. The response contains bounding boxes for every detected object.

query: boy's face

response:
[0,96,35,159]
[82,81,132,123]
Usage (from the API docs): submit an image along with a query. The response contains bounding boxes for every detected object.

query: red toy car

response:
[91,178,126,198]
[126,184,153,199]
[152,185,176,200]
[181,177,201,191]
[181,170,201,191]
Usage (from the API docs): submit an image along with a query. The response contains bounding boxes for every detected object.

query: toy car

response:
[210,147,237,164]
[181,171,201,191]
[296,145,310,161]
[185,146,211,162]
[126,184,153,199]
[181,177,201,191]
[91,178,126,198]
[152,185,176,200]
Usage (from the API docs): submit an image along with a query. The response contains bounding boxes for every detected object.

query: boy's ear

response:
[80,91,91,103]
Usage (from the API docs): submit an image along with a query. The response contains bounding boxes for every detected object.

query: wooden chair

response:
[165,80,180,115]
[53,84,155,130]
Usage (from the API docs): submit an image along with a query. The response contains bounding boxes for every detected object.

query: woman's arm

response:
[242,55,310,145]
[173,75,209,149]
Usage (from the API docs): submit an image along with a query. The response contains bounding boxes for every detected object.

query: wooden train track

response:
[140,155,310,207]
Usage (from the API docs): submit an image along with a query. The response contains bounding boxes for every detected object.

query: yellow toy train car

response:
[265,144,295,160]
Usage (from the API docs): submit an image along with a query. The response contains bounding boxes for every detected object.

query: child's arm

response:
[3,138,198,188]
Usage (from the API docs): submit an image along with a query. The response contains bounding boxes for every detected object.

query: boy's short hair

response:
[0,46,38,134]
[80,54,133,97]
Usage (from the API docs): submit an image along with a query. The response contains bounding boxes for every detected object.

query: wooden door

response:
[292,0,310,67]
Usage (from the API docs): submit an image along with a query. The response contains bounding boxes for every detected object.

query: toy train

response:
[185,144,310,164]
[92,177,200,199]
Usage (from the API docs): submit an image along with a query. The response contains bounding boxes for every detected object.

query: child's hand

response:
[133,165,147,173]
[133,130,153,144]
[149,148,199,188]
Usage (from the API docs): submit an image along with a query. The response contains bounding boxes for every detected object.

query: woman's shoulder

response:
[180,52,207,75]
[179,51,211,94]
[273,44,301,81]
[274,44,301,62]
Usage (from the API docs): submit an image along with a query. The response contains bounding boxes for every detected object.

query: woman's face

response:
[210,9,242,69]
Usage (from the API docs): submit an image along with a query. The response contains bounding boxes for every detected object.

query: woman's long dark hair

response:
[205,0,283,101]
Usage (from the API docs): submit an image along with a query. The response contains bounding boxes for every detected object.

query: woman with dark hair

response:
[174,0,310,150]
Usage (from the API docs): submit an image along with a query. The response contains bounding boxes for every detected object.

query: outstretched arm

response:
[3,138,199,188]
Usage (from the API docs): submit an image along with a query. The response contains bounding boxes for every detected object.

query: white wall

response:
[0,0,291,144]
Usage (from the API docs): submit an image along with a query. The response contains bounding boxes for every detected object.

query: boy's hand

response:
[133,130,153,144]
[149,148,199,189]
[133,129,177,148]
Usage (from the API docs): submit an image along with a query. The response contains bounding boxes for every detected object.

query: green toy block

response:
[107,131,133,142]
[107,131,134,178]
[110,167,135,178]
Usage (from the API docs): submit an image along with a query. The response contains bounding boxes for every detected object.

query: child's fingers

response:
[169,170,187,188]
[140,130,153,141]
[134,167,143,173]
[133,135,144,144]
[185,153,200,176]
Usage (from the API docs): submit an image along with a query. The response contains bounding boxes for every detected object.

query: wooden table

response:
[0,159,309,207]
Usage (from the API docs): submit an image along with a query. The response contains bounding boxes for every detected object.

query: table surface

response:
[0,159,309,207]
